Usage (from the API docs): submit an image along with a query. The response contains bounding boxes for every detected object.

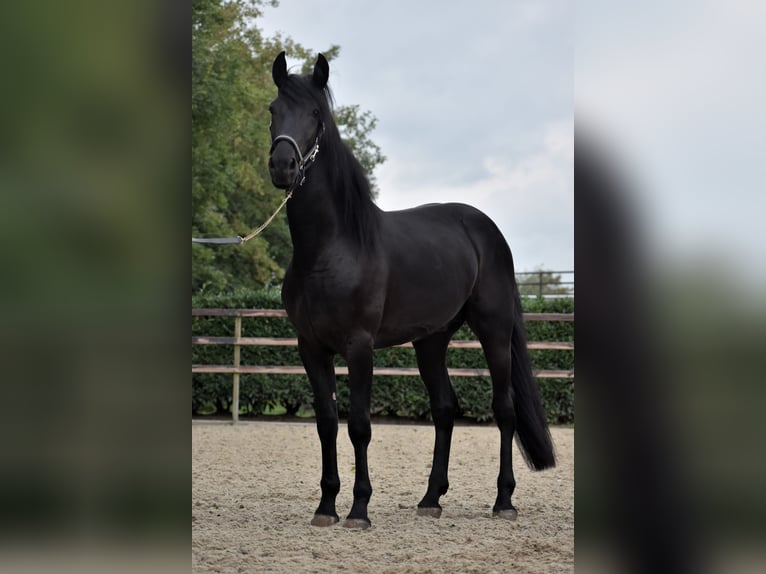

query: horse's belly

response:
[375,285,470,348]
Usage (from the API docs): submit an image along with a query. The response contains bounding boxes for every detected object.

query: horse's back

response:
[382,202,513,269]
[385,201,489,222]
[384,201,518,306]
[380,202,487,274]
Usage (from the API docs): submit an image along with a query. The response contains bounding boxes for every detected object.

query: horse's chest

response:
[283,262,371,348]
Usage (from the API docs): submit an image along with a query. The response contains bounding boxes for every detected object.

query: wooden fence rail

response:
[192,308,574,423]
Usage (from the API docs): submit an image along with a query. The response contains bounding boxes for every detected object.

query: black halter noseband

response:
[269,121,325,192]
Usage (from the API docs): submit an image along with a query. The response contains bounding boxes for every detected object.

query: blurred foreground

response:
[576,3,766,572]
[0,2,188,573]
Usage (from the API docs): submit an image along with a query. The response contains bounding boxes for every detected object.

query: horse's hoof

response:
[416,506,442,518]
[310,514,339,527]
[493,508,518,521]
[341,518,371,530]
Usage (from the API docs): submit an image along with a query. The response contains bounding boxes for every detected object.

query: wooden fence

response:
[192,309,574,422]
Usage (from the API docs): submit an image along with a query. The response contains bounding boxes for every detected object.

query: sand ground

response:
[192,420,573,573]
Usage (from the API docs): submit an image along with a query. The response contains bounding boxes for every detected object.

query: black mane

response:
[279,74,380,249]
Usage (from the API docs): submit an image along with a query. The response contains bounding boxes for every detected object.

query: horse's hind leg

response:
[466,306,519,520]
[413,329,460,518]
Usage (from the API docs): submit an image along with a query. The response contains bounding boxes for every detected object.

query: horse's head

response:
[268,51,329,190]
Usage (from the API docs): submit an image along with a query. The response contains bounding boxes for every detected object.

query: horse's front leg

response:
[342,333,374,529]
[298,338,340,526]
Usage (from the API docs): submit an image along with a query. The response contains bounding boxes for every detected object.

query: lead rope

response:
[191,190,293,245]
[192,123,323,245]
[239,189,292,243]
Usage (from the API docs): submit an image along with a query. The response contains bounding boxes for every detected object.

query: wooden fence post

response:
[232,315,241,424]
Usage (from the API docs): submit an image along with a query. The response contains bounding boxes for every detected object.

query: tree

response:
[516,268,573,297]
[192,0,385,293]
[192,0,279,292]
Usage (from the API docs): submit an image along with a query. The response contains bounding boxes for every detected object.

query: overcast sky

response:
[576,0,766,285]
[259,0,573,273]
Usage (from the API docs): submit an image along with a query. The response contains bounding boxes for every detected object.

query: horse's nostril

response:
[289,157,297,168]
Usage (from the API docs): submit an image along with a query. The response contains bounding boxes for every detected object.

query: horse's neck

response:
[285,175,342,266]
[285,153,380,268]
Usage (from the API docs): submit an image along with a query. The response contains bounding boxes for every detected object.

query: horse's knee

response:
[347,412,371,446]
[315,419,337,445]
[314,400,338,432]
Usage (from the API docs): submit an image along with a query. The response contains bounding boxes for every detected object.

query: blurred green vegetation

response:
[0,1,190,558]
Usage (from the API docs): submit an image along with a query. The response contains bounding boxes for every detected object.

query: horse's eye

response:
[312,109,319,117]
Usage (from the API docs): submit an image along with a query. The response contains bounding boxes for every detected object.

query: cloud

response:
[376,120,573,270]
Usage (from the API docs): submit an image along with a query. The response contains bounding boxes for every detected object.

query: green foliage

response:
[192,0,283,292]
[192,289,574,424]
[192,0,386,294]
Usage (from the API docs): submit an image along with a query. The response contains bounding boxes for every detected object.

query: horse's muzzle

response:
[268,151,298,189]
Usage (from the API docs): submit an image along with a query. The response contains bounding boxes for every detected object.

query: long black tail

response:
[511,288,556,470]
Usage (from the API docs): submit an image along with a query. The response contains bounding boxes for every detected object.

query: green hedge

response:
[192,288,574,424]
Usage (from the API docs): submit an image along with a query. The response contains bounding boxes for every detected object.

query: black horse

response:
[268,52,555,529]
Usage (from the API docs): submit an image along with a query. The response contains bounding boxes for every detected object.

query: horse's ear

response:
[312,53,329,89]
[272,51,288,88]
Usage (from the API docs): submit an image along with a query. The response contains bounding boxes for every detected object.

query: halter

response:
[191,122,325,245]
[269,121,325,192]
